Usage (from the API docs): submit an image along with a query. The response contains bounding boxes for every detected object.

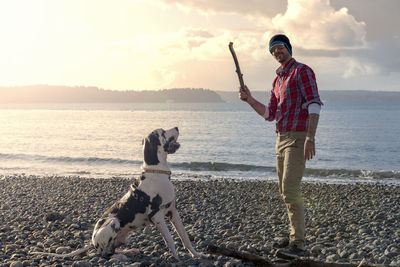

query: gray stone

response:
[9,262,23,267]
[55,246,70,254]
[72,261,91,267]
[310,244,322,254]
[44,212,64,221]
[326,254,339,262]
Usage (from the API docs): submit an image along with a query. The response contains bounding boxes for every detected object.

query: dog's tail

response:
[30,244,92,258]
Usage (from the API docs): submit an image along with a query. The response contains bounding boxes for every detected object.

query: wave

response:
[172,162,400,180]
[1,153,399,180]
[171,161,275,172]
[304,168,400,180]
[0,153,141,165]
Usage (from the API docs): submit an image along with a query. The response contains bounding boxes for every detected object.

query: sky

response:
[0,0,399,92]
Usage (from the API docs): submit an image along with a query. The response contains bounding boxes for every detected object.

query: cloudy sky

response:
[0,0,399,92]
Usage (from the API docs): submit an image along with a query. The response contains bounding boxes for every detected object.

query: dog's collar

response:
[142,169,171,175]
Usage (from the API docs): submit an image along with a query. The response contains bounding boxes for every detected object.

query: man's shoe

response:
[275,243,305,260]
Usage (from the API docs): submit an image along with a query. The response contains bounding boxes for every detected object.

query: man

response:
[239,34,322,259]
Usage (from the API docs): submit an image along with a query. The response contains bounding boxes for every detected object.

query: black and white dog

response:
[32,127,203,260]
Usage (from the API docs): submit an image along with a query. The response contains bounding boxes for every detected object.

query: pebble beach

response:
[1,175,399,267]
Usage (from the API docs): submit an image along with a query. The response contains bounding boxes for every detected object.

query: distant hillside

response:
[217,90,270,103]
[319,90,400,102]
[1,85,399,104]
[216,90,400,103]
[0,85,224,103]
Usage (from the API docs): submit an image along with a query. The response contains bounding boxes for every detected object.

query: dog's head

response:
[91,218,120,256]
[142,127,180,166]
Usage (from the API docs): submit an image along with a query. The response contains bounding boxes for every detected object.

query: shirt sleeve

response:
[298,66,323,109]
[308,102,321,114]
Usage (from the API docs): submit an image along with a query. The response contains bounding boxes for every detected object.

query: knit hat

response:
[269,34,292,55]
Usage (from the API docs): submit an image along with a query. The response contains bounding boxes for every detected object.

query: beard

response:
[274,51,291,65]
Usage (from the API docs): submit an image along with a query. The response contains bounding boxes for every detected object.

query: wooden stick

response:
[207,244,273,266]
[229,42,247,101]
[206,244,377,267]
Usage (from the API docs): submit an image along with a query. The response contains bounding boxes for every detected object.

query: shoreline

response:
[2,172,400,187]
[1,175,399,266]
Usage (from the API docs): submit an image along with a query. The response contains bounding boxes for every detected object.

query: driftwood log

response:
[206,244,378,267]
[228,42,247,101]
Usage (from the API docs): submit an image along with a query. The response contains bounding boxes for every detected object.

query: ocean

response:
[0,101,399,185]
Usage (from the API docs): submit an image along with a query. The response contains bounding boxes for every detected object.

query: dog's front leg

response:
[153,214,179,259]
[169,208,205,258]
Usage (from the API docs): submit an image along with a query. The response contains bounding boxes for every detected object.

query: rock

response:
[1,176,400,266]
[72,261,91,267]
[326,254,339,262]
[5,244,19,252]
[224,261,236,267]
[9,262,23,267]
[358,228,371,235]
[272,237,289,248]
[55,246,70,254]
[349,252,361,260]
[310,244,322,254]
[71,224,81,229]
[338,249,350,258]
[64,215,73,223]
[10,254,22,260]
[44,212,65,221]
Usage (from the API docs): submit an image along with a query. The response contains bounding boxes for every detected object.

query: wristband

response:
[306,136,315,142]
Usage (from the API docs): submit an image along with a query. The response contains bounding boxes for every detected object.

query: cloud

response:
[103,27,231,89]
[342,59,379,78]
[152,0,366,50]
[268,0,366,51]
[362,37,400,73]
[152,0,285,17]
[108,0,399,90]
[183,28,214,38]
[149,0,375,80]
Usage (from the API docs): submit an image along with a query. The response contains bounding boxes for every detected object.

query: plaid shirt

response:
[265,58,322,132]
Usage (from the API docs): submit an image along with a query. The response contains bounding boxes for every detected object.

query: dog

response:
[32,127,203,260]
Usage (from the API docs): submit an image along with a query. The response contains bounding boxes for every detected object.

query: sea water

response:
[0,101,399,185]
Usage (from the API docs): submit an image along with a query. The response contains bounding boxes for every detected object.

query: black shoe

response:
[275,243,305,260]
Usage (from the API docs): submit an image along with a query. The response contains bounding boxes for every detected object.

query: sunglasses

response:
[269,43,286,54]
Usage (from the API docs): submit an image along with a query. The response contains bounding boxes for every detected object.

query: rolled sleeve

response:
[298,67,323,109]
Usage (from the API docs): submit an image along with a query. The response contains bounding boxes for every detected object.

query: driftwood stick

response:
[206,244,377,267]
[229,42,247,101]
[207,244,274,266]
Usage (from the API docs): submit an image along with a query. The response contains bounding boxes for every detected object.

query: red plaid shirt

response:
[265,58,322,132]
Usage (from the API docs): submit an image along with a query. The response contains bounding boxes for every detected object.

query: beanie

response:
[269,34,292,55]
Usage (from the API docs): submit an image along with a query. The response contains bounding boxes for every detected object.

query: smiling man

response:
[239,34,323,259]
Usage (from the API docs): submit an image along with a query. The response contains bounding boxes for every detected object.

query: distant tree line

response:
[1,85,398,104]
[0,85,224,103]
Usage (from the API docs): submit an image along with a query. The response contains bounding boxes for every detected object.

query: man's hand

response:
[304,113,319,160]
[239,85,251,102]
[304,139,315,160]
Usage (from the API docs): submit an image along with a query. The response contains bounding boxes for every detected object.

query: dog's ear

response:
[143,132,161,165]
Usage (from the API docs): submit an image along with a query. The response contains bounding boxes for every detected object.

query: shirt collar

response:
[276,58,296,76]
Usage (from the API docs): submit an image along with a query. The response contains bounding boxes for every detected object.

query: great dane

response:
[32,127,203,260]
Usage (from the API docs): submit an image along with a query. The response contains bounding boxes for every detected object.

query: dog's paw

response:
[116,248,140,254]
[190,251,207,258]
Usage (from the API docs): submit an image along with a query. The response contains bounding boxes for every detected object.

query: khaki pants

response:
[275,131,306,249]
